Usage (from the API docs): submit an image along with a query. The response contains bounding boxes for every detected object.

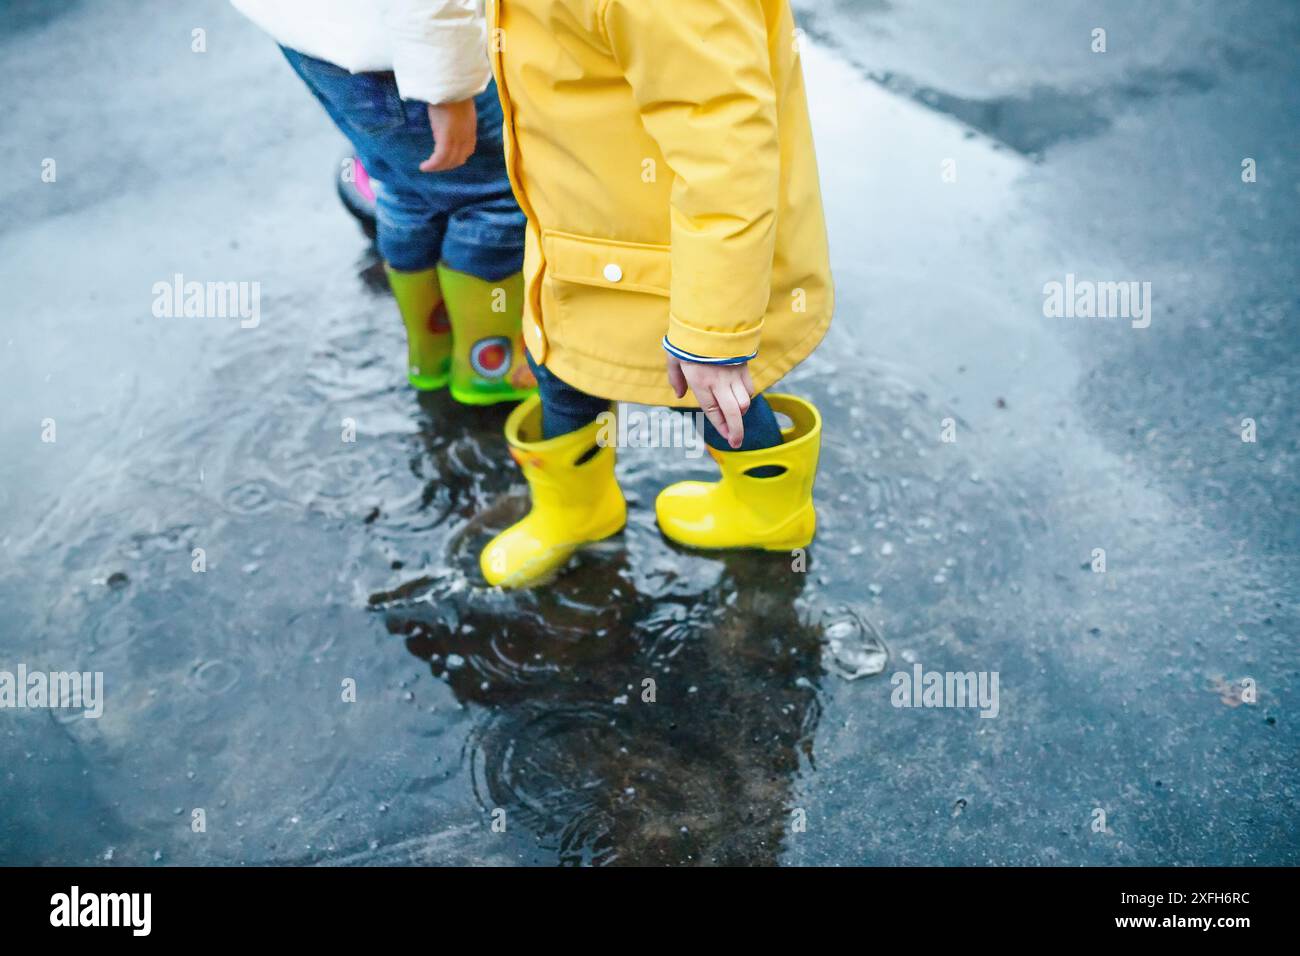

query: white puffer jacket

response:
[231,0,490,105]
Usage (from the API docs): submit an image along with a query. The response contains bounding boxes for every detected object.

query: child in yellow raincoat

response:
[480,0,834,587]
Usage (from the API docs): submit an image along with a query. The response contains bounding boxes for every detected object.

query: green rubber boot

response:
[436,264,536,405]
[385,265,451,390]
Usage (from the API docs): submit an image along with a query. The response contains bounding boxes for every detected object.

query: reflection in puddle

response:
[376,552,825,865]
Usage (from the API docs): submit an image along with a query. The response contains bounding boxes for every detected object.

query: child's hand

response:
[420,99,477,172]
[667,356,755,449]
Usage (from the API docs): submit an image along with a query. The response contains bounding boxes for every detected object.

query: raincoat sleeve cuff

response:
[662,337,757,366]
[664,315,763,364]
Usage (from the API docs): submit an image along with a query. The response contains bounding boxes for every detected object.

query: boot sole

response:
[492,518,627,589]
[490,504,627,589]
[409,373,450,391]
[450,383,537,406]
[659,507,816,552]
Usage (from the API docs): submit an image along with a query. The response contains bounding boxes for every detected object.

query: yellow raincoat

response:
[486,0,833,407]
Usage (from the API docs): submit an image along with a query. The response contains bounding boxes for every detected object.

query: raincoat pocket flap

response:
[542,230,671,297]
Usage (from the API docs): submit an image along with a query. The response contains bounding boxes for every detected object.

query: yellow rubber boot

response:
[436,264,537,405]
[481,394,626,588]
[384,265,451,390]
[655,393,821,551]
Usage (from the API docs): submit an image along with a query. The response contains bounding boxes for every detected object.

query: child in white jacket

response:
[233,0,535,403]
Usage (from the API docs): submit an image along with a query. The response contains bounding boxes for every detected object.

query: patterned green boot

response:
[436,264,536,405]
[385,265,452,390]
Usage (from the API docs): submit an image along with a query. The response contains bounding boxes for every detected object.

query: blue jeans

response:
[280,48,525,280]
[526,353,782,452]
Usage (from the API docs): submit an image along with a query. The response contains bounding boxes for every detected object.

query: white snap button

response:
[525,319,546,360]
[603,263,623,282]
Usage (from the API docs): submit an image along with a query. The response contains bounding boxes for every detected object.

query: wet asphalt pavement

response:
[1,0,1296,865]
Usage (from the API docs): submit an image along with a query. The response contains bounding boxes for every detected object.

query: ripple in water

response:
[818,605,889,680]
[188,660,240,696]
[381,550,825,865]
[222,479,275,516]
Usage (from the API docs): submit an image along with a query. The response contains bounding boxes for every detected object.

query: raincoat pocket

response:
[541,230,671,370]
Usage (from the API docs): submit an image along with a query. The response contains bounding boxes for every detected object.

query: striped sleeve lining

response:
[662,336,757,366]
